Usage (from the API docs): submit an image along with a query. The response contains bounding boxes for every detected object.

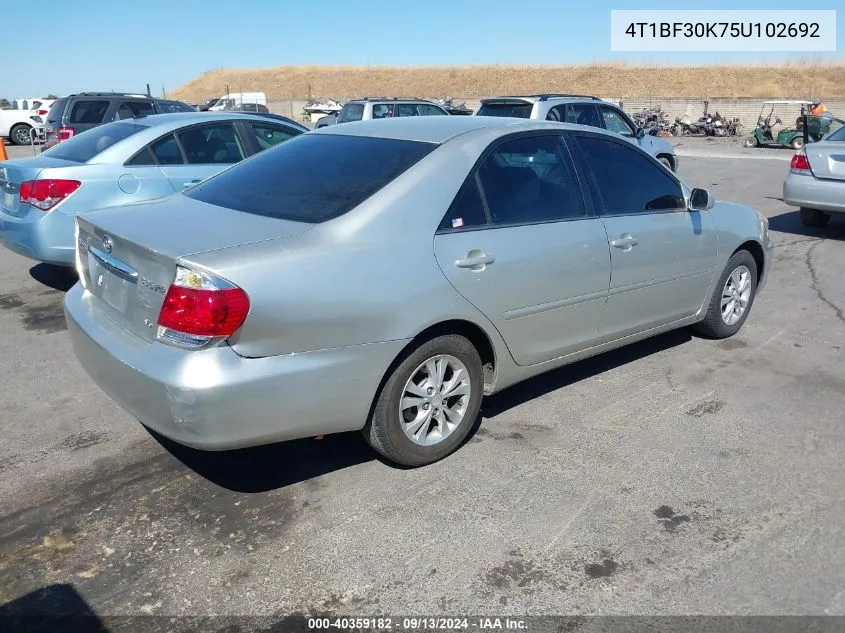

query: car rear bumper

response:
[64,284,407,450]
[0,206,75,265]
[783,173,845,214]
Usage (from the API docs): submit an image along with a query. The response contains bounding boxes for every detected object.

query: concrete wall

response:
[267,97,845,127]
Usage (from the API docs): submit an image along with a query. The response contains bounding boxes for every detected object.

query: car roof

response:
[481,94,605,104]
[125,111,303,128]
[347,97,440,105]
[311,115,601,144]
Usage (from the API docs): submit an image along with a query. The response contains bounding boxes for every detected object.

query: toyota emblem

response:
[102,235,113,253]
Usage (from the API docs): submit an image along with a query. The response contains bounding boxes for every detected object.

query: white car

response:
[0,99,54,145]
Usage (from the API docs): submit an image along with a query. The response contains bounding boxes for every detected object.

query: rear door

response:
[433,133,610,366]
[571,132,717,338]
[154,122,247,190]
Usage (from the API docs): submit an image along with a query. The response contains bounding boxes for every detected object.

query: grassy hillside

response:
[170,61,845,102]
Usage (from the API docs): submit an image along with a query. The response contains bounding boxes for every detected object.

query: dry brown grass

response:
[170,62,845,102]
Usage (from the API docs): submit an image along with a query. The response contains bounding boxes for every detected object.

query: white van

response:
[208,92,266,111]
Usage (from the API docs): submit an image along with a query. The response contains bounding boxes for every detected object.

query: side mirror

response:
[689,188,715,211]
[635,127,646,139]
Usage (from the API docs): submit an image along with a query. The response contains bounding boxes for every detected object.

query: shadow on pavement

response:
[147,428,375,493]
[29,264,78,292]
[0,583,108,633]
[481,327,693,419]
[768,209,845,240]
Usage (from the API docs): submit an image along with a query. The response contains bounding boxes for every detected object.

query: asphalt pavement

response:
[1,141,844,621]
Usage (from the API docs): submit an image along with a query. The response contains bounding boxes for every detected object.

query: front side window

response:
[176,123,244,164]
[476,135,585,225]
[68,100,109,124]
[249,123,300,150]
[185,134,436,223]
[338,103,364,123]
[575,135,685,214]
[566,104,602,128]
[600,106,635,137]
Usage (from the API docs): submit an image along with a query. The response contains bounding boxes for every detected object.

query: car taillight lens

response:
[38,109,48,115]
[58,126,75,141]
[790,153,812,175]
[20,179,81,211]
[156,266,249,348]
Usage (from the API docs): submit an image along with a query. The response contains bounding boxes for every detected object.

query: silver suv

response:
[477,94,678,172]
[315,97,449,128]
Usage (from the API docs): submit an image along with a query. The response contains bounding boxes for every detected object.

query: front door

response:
[433,133,611,366]
[571,132,718,338]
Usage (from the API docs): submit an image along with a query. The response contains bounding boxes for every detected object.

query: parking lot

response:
[1,140,844,619]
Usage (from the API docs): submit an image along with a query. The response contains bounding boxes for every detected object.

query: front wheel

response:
[694,251,758,339]
[9,124,32,146]
[363,334,483,467]
[742,135,758,148]
[791,136,805,150]
[800,207,830,227]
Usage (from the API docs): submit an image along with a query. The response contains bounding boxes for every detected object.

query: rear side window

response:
[575,135,684,214]
[176,123,244,164]
[372,104,395,119]
[477,102,533,118]
[44,121,148,162]
[150,135,183,165]
[338,103,364,123]
[186,135,436,223]
[439,176,488,231]
[397,104,419,117]
[68,100,110,124]
[114,101,155,120]
[566,104,602,128]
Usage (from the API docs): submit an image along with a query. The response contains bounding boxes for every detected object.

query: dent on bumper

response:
[65,284,408,450]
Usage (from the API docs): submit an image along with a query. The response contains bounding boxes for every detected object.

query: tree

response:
[0,98,10,108]
[46,94,58,100]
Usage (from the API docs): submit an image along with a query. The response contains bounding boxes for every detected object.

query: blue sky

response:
[4,0,842,98]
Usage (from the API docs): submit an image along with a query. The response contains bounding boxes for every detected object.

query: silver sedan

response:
[65,116,772,467]
[783,123,845,227]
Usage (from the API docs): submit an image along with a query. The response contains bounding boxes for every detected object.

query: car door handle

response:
[183,179,201,188]
[455,252,494,270]
[610,235,638,250]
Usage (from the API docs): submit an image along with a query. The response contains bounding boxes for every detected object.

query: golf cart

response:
[743,101,834,150]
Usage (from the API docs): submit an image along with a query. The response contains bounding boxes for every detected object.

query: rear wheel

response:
[742,135,758,148]
[10,124,32,146]
[791,136,805,150]
[694,251,758,339]
[363,334,483,467]
[800,207,830,227]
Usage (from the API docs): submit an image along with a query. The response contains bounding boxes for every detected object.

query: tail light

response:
[790,153,813,176]
[156,266,250,348]
[37,109,49,115]
[58,126,76,141]
[20,179,81,211]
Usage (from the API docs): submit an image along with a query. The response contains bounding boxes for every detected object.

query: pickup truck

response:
[0,108,46,146]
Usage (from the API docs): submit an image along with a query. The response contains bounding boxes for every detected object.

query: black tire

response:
[658,156,673,171]
[791,136,805,150]
[694,250,758,339]
[363,334,483,467]
[800,207,830,227]
[10,124,32,146]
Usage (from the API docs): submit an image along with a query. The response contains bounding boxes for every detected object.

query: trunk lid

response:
[0,158,80,216]
[806,140,845,182]
[76,194,313,342]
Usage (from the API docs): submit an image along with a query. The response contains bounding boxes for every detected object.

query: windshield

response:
[477,102,534,118]
[185,134,436,223]
[44,121,148,162]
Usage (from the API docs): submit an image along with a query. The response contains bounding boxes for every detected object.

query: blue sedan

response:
[0,112,307,266]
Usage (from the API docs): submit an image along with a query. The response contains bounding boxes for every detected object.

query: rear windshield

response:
[185,134,436,223]
[827,124,845,141]
[477,102,534,118]
[44,121,148,162]
[46,98,67,124]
